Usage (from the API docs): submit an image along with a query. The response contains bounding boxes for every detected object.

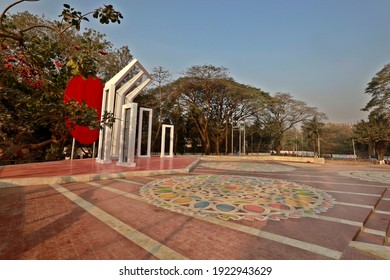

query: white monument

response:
[161,124,174,157]
[96,59,152,166]
[137,107,153,157]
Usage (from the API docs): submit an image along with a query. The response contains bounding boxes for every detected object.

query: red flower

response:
[54,61,62,68]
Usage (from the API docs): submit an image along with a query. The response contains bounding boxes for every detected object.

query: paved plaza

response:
[0,157,390,260]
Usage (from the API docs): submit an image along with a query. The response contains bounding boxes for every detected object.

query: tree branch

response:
[0,1,41,45]
[0,139,52,161]
[20,24,60,34]
[0,0,39,28]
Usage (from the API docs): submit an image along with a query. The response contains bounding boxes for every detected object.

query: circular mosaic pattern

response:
[200,161,295,172]
[140,175,334,221]
[339,171,390,184]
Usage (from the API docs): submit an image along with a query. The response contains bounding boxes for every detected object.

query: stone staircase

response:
[342,188,390,259]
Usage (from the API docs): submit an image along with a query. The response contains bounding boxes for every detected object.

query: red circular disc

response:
[64,75,103,144]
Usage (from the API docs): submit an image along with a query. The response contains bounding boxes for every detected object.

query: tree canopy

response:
[255,92,325,154]
[354,111,390,160]
[363,63,390,113]
[0,1,128,163]
[354,63,390,160]
[140,65,270,155]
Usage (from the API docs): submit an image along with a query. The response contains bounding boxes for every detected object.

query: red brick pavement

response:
[0,184,158,259]
[0,157,198,180]
[1,158,390,260]
[64,181,330,260]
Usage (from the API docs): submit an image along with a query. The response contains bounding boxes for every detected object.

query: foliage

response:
[149,66,172,150]
[1,1,123,77]
[0,2,127,163]
[171,65,268,155]
[301,116,326,156]
[256,92,325,154]
[363,63,390,113]
[321,123,354,155]
[143,66,326,156]
[355,63,390,160]
[142,65,269,155]
[354,111,390,160]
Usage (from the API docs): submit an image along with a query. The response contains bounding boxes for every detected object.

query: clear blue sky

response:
[5,0,390,123]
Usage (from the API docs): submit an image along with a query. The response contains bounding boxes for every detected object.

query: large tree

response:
[363,63,390,113]
[355,63,390,161]
[0,1,126,163]
[150,66,172,151]
[301,116,326,156]
[354,110,390,161]
[321,123,354,155]
[143,65,269,155]
[256,92,325,154]
[169,65,267,155]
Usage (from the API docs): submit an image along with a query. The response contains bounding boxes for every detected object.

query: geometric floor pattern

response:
[339,171,390,184]
[200,161,296,172]
[140,175,335,221]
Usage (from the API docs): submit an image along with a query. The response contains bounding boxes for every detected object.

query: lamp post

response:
[231,118,234,155]
[317,133,321,157]
[231,116,246,156]
[242,121,246,155]
[239,123,241,155]
[352,139,357,161]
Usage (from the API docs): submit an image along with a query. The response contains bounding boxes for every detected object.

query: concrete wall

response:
[200,155,325,164]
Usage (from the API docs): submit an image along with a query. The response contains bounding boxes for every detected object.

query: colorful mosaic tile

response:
[339,171,390,184]
[140,175,335,221]
[200,161,296,172]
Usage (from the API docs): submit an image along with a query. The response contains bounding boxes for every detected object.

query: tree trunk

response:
[0,140,53,162]
[256,139,262,154]
[376,141,387,161]
[215,139,220,155]
[174,127,178,155]
[274,134,283,155]
[225,117,229,155]
[152,122,162,153]
[204,135,211,155]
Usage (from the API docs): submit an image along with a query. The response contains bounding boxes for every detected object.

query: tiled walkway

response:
[1,158,390,260]
[0,156,199,186]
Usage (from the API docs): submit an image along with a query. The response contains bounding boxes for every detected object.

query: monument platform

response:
[0,156,200,187]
